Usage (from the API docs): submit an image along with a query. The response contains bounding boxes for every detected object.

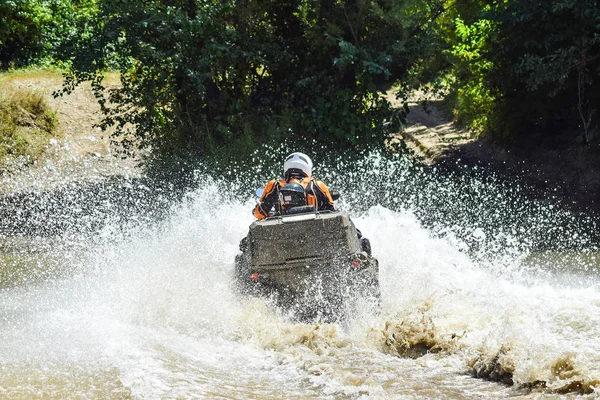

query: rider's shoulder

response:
[261,179,280,194]
[313,179,329,188]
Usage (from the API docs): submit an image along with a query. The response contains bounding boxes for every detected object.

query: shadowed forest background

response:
[1,0,599,169]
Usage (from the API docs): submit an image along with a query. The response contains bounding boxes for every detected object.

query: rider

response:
[253,152,335,219]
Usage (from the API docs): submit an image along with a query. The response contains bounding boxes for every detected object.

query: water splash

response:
[1,150,600,398]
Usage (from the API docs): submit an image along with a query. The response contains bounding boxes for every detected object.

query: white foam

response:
[2,167,600,397]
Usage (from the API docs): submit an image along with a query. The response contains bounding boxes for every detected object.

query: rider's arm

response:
[253,180,279,219]
[314,180,335,211]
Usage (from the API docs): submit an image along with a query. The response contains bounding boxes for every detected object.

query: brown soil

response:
[0,70,139,195]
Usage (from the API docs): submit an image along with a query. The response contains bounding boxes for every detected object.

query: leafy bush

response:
[60,0,446,161]
[487,0,600,143]
[432,0,600,144]
[0,83,58,170]
[0,0,97,69]
[449,16,496,134]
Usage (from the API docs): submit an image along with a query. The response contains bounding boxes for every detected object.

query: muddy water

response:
[1,154,600,399]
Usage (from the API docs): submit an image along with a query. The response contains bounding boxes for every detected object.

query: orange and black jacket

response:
[253,177,335,219]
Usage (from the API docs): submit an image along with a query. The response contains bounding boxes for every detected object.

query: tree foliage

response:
[59,0,445,159]
[489,0,600,143]
[0,0,97,69]
[5,0,598,157]
[440,0,600,144]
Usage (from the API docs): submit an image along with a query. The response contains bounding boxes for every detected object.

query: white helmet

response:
[283,152,312,177]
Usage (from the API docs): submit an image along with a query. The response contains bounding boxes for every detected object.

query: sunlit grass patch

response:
[0,67,120,85]
[0,66,63,82]
[0,78,58,171]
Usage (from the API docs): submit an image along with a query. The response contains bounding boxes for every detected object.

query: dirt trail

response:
[401,99,472,163]
[0,71,139,195]
[399,93,600,212]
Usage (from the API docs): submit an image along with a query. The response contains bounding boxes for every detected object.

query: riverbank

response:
[0,69,140,195]
[2,69,600,217]
[401,96,600,215]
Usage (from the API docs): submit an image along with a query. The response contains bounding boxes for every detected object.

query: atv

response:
[234,196,380,322]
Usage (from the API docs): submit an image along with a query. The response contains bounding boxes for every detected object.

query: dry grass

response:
[0,85,57,170]
[0,68,120,85]
[0,69,120,173]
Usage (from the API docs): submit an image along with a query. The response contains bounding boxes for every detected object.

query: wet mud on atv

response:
[234,207,380,322]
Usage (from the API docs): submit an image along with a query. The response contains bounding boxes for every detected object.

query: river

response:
[1,152,599,399]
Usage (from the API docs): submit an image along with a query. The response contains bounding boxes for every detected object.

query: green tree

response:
[0,1,50,68]
[488,0,600,143]
[0,0,97,69]
[435,0,600,144]
[61,0,446,160]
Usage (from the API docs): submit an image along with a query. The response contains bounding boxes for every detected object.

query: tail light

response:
[351,252,368,269]
[250,272,260,281]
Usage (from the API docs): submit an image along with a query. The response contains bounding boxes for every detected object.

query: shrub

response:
[0,84,58,170]
[60,0,447,161]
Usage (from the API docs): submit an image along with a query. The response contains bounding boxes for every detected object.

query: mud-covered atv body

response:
[234,209,379,321]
